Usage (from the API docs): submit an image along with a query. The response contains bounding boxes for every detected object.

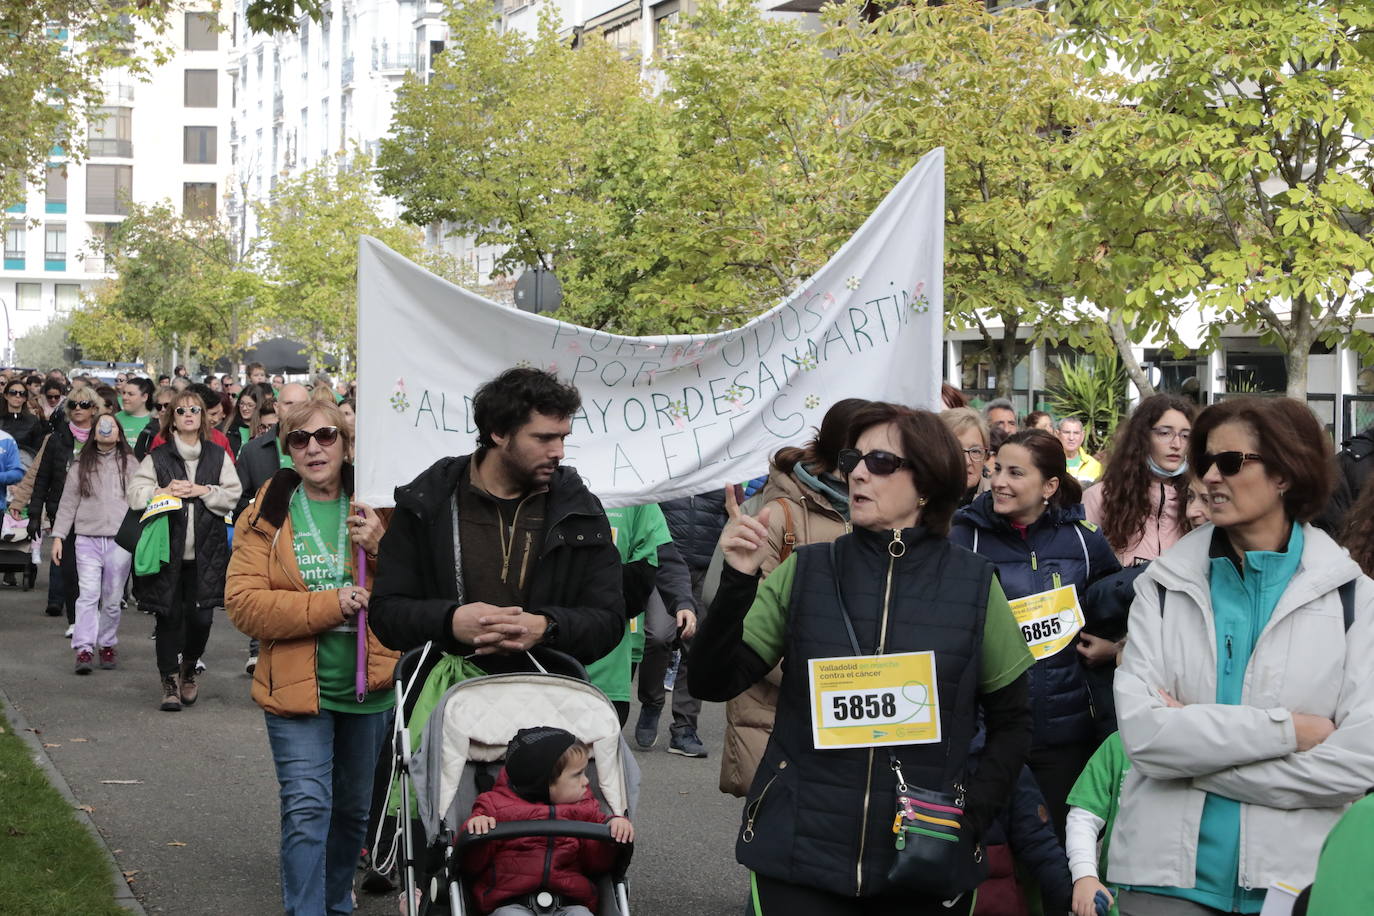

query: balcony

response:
[88,138,133,158]
[342,56,355,86]
[273,92,284,121]
[373,43,417,72]
[82,255,108,274]
[103,81,135,103]
[4,258,24,270]
[45,259,65,272]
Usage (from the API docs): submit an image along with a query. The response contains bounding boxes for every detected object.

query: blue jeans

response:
[265,708,391,916]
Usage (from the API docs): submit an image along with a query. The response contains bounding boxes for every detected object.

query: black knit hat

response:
[505,726,578,802]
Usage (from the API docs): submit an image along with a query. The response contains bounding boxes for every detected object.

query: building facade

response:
[1,9,232,365]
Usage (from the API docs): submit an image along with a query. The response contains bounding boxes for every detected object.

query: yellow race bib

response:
[808,651,942,750]
[1008,585,1084,660]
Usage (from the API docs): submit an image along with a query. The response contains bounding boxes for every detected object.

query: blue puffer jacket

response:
[660,492,728,571]
[950,492,1121,748]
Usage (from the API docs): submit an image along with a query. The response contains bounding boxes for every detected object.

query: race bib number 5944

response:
[808,651,941,750]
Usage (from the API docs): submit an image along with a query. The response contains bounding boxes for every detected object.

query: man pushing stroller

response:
[463,726,634,916]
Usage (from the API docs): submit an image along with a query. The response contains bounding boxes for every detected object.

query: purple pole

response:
[356,545,368,702]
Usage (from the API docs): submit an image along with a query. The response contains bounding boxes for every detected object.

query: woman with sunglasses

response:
[128,389,242,711]
[134,385,176,460]
[227,382,272,457]
[225,399,397,916]
[2,379,45,453]
[1109,397,1374,915]
[692,402,1035,914]
[28,389,105,629]
[941,407,991,507]
[950,429,1121,844]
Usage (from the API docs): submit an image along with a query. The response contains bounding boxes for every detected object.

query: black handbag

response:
[827,542,987,898]
[114,507,143,554]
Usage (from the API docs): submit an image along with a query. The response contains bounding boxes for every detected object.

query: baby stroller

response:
[386,644,638,916]
[0,447,38,591]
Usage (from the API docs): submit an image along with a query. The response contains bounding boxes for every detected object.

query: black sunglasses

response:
[70,399,96,410]
[4,388,25,397]
[1199,451,1263,476]
[837,448,913,476]
[285,426,340,450]
[174,405,202,416]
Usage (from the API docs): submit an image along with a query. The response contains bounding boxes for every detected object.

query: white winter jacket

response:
[1108,523,1374,891]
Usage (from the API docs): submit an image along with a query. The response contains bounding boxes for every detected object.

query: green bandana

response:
[133,514,171,576]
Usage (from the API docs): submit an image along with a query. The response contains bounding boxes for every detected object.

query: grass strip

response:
[0,708,128,915]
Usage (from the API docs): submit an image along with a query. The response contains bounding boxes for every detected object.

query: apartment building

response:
[1,10,232,365]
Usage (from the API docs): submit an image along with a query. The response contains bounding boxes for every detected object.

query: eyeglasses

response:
[1151,426,1191,443]
[4,388,24,397]
[156,401,172,410]
[174,405,202,416]
[70,400,95,410]
[963,446,988,462]
[837,448,913,476]
[285,426,340,451]
[1198,451,1263,476]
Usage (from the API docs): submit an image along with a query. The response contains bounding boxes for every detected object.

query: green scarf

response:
[133,514,171,576]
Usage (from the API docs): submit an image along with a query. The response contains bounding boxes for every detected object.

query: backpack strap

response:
[774,498,797,563]
[1075,524,1090,578]
[1340,579,1357,633]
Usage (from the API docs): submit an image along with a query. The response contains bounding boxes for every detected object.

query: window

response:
[183,182,216,219]
[88,107,132,158]
[185,11,217,51]
[86,164,133,215]
[55,283,80,313]
[184,126,217,164]
[16,282,40,311]
[184,69,217,107]
[45,165,66,213]
[5,174,24,214]
[5,222,25,268]
[45,223,66,269]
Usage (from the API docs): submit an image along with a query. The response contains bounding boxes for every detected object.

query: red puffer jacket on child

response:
[463,770,618,914]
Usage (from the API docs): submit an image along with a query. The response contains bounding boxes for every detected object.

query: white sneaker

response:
[63,624,74,638]
[195,658,206,674]
[245,654,258,676]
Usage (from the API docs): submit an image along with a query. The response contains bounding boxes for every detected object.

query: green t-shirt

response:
[585,504,672,702]
[1065,731,1130,915]
[289,491,394,714]
[275,433,295,469]
[1308,794,1374,915]
[115,411,152,450]
[740,553,1035,695]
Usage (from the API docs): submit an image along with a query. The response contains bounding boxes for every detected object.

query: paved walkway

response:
[0,573,747,915]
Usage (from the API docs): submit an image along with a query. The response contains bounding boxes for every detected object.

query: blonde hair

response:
[940,407,988,447]
[279,399,354,458]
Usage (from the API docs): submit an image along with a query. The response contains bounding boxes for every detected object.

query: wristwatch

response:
[541,616,559,644]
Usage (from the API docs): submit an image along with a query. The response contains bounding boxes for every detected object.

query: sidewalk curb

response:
[0,685,149,915]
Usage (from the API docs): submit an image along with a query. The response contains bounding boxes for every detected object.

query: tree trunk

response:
[1107,313,1155,399]
[1284,345,1310,400]
[992,320,1019,400]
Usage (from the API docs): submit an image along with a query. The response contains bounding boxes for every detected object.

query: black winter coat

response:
[1,411,44,454]
[135,441,232,614]
[234,428,283,518]
[370,454,625,664]
[950,493,1121,749]
[660,492,728,571]
[28,422,77,524]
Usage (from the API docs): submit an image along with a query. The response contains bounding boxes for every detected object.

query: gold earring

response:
[917,497,928,507]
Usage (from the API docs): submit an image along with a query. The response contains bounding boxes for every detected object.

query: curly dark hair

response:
[473,368,581,449]
[1097,394,1198,553]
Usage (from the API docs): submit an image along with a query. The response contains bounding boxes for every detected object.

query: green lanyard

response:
[291,487,351,589]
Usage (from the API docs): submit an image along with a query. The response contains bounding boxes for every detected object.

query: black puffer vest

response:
[136,440,230,614]
[737,525,991,898]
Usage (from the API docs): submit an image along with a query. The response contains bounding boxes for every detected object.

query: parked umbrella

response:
[242,337,338,374]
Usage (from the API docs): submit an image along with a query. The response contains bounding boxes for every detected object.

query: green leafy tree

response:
[1052,0,1374,397]
[66,281,155,362]
[99,200,265,362]
[14,314,72,370]
[256,153,454,367]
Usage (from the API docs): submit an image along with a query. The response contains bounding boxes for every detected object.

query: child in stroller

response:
[464,726,634,916]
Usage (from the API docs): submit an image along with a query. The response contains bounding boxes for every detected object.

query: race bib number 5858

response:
[808,651,941,750]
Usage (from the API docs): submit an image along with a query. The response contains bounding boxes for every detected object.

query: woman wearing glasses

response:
[2,379,44,453]
[941,407,990,507]
[28,390,104,628]
[692,402,1035,914]
[128,389,242,711]
[950,429,1121,843]
[1109,397,1374,915]
[225,399,396,916]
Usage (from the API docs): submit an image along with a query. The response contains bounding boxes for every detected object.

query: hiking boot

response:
[44,603,61,617]
[634,706,661,750]
[668,726,708,758]
[160,674,182,712]
[74,649,94,675]
[178,661,199,706]
[98,646,117,670]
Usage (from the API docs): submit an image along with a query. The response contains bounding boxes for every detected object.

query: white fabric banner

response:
[357,147,945,508]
